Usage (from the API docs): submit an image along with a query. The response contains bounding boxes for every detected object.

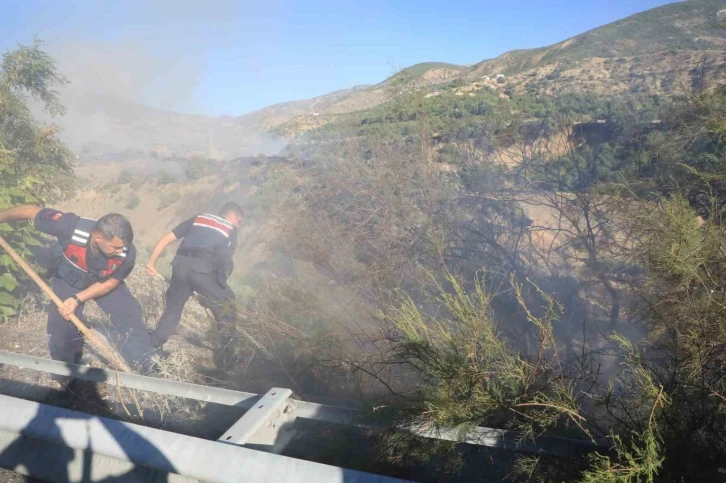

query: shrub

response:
[118,169,133,184]
[130,178,145,190]
[157,170,176,185]
[126,193,140,209]
[157,192,176,211]
[184,155,210,181]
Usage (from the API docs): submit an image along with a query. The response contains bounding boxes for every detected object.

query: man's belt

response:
[177,247,218,263]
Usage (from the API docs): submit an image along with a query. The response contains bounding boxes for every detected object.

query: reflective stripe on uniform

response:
[192,222,229,237]
[197,213,234,227]
[192,213,233,238]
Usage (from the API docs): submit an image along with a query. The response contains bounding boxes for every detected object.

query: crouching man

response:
[0,205,157,378]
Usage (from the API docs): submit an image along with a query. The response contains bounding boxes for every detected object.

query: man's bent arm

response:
[0,205,42,224]
[146,232,178,276]
[58,278,122,319]
[58,278,121,319]
[77,278,121,302]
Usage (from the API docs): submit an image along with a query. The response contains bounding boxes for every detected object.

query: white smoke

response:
[21,0,287,157]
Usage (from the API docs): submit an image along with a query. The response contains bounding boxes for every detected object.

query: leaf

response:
[22,235,42,246]
[0,291,20,308]
[6,188,28,197]
[0,273,17,292]
[0,304,17,320]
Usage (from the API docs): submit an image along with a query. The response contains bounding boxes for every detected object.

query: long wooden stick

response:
[0,235,131,372]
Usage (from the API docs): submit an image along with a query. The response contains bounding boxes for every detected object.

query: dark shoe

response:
[148,330,165,350]
[154,347,171,359]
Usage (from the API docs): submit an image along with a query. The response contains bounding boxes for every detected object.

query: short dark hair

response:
[219,201,244,218]
[95,213,134,245]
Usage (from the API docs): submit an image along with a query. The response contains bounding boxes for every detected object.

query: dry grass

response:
[0,275,217,428]
[115,348,208,426]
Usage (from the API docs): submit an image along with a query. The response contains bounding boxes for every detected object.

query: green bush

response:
[157,192,176,211]
[130,178,145,190]
[117,169,133,184]
[184,154,213,181]
[125,193,140,209]
[157,170,176,185]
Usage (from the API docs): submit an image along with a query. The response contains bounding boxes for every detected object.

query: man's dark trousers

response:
[150,256,236,349]
[48,277,157,373]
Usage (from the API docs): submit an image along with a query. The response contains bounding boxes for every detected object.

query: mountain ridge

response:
[234,0,726,131]
[50,0,726,156]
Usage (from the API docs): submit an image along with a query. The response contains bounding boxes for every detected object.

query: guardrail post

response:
[218,388,298,454]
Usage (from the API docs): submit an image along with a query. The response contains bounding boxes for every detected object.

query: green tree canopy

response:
[0,39,74,320]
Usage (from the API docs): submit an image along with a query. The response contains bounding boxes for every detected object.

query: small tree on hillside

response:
[125,193,141,210]
[118,169,133,184]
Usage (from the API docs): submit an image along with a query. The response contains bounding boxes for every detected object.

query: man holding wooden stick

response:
[0,205,157,381]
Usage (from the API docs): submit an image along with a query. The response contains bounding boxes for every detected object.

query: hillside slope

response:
[48,0,726,155]
[237,63,468,131]
[465,0,726,78]
[241,0,726,134]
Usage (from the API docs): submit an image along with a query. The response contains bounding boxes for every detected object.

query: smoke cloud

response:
[23,0,287,157]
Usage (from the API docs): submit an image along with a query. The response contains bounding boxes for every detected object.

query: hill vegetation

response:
[263,77,726,481]
[44,1,726,157]
[263,0,726,137]
[398,62,466,78]
[467,0,726,77]
[4,1,726,481]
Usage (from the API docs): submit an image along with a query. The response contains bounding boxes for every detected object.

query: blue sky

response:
[0,0,675,116]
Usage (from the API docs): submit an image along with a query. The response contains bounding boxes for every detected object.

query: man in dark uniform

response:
[145,202,243,368]
[0,205,157,378]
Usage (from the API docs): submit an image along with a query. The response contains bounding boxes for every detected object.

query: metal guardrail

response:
[0,350,604,458]
[0,393,410,483]
[0,350,358,423]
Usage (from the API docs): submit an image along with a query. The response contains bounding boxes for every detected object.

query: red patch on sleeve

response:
[52,213,62,221]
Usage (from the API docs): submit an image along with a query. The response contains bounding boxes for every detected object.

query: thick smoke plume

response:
[24,0,287,158]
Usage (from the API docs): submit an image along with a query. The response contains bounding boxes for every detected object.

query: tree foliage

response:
[0,40,73,320]
[265,78,726,481]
